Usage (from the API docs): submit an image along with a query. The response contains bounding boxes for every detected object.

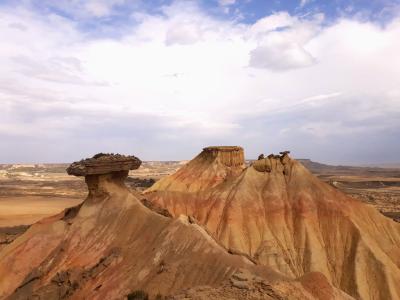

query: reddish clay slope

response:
[0,154,348,300]
[144,147,400,300]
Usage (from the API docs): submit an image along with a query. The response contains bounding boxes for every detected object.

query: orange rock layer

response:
[0,154,349,300]
[144,148,400,300]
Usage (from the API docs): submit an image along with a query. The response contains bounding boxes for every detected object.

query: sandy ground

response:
[0,162,182,228]
[0,196,82,227]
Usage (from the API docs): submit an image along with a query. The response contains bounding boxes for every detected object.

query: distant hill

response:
[2,159,400,178]
[297,159,400,176]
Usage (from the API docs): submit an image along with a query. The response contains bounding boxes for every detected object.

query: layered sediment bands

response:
[252,158,272,172]
[0,225,30,252]
[146,146,245,195]
[0,153,337,300]
[144,148,400,300]
[203,146,245,167]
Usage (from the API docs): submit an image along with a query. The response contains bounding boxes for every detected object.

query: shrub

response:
[127,290,149,300]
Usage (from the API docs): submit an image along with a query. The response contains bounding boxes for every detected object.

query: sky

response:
[0,0,399,164]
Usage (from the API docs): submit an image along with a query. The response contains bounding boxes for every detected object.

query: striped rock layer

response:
[144,146,400,300]
[0,153,350,300]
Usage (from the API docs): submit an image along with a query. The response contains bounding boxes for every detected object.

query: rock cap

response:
[279,151,291,156]
[67,153,142,176]
[203,146,243,152]
[202,146,244,167]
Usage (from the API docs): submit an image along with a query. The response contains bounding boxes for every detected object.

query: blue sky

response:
[8,0,400,26]
[0,0,399,164]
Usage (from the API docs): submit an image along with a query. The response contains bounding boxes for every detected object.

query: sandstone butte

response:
[144,146,400,300]
[0,153,353,300]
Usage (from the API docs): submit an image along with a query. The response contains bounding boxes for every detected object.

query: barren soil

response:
[298,160,400,222]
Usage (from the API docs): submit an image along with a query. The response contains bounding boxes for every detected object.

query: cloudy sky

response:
[1,0,399,164]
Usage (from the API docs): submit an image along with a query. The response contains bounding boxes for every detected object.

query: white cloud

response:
[299,92,342,103]
[219,0,236,6]
[248,12,321,70]
[165,23,202,45]
[300,0,310,8]
[250,12,296,35]
[84,1,111,17]
[249,39,315,70]
[32,0,128,19]
[0,2,399,162]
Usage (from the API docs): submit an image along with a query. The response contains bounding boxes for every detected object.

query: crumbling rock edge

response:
[67,153,141,176]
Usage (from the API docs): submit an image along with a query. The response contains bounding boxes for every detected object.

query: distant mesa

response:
[66,153,142,176]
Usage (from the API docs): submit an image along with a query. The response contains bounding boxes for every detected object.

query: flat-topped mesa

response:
[66,153,141,176]
[202,146,245,167]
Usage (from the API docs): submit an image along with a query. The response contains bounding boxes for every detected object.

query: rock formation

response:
[66,153,141,176]
[144,147,400,300]
[279,151,290,156]
[0,153,348,300]
[202,146,245,167]
[0,225,29,252]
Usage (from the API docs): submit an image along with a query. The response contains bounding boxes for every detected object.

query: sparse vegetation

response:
[127,290,148,300]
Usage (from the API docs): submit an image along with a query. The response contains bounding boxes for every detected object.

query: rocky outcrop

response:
[0,225,29,252]
[252,157,273,172]
[171,269,353,300]
[144,146,400,300]
[0,153,339,300]
[202,146,245,167]
[252,151,291,173]
[66,153,141,176]
[140,198,172,218]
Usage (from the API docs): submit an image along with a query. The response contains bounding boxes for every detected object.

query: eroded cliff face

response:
[202,146,245,167]
[0,153,342,300]
[144,148,400,300]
